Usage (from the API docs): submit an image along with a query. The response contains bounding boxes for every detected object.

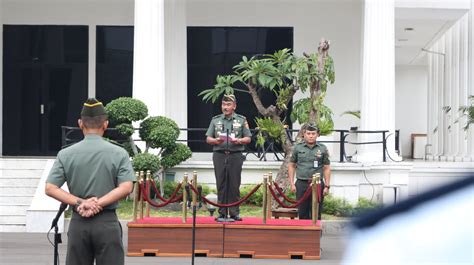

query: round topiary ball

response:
[116,123,135,137]
[160,143,192,169]
[105,97,148,124]
[139,116,180,149]
[132,152,160,175]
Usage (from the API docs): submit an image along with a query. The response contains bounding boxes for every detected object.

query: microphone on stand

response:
[51,203,68,229]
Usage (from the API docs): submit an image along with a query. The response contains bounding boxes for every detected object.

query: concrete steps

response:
[0,158,48,232]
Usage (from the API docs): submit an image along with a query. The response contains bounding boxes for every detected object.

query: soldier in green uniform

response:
[45,98,135,265]
[288,124,331,220]
[205,94,252,222]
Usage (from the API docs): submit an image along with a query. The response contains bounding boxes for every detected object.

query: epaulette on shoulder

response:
[212,114,222,119]
[110,141,125,148]
[61,142,78,149]
[236,114,246,120]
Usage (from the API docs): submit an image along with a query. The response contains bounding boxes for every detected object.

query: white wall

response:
[186,0,363,132]
[395,65,428,158]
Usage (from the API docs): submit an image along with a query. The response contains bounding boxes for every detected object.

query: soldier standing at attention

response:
[45,98,135,265]
[288,124,331,220]
[206,94,252,222]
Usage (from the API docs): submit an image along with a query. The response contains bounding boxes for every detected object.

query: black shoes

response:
[216,214,234,222]
[215,214,242,222]
[231,215,243,221]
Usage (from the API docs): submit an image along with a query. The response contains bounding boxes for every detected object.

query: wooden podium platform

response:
[128,217,321,260]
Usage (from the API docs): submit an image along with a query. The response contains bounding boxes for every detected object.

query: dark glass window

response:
[3,25,88,156]
[187,27,293,152]
[96,26,134,106]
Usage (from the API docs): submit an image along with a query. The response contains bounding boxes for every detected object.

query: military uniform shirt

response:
[205,113,252,152]
[46,134,135,210]
[290,142,330,180]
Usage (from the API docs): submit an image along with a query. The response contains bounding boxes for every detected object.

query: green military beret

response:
[81,98,107,117]
[222,94,236,103]
[305,123,320,133]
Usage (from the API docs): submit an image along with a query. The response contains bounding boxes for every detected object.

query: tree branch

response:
[247,81,273,116]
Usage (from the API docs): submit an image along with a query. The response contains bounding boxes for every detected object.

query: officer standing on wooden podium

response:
[206,94,252,222]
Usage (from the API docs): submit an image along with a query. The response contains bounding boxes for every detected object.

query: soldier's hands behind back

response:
[77,197,102,218]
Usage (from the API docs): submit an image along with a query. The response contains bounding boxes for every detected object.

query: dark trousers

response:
[67,211,123,265]
[296,179,325,220]
[213,151,244,217]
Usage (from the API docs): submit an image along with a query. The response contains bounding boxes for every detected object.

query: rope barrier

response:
[189,183,262,208]
[148,178,183,203]
[140,182,183,208]
[272,181,297,203]
[268,184,313,208]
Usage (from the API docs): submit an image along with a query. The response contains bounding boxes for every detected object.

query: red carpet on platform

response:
[130,216,320,226]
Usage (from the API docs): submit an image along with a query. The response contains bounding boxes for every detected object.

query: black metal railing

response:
[62,126,398,162]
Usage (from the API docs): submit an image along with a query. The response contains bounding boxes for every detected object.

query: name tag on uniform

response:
[314,160,318,168]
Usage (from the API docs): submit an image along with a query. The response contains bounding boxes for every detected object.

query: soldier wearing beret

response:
[205,94,252,222]
[288,123,331,220]
[45,98,135,265]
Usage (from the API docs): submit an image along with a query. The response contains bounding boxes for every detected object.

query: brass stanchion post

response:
[146,170,151,217]
[267,172,273,219]
[139,171,144,219]
[192,171,198,206]
[132,172,140,221]
[182,172,188,223]
[311,173,320,224]
[262,174,268,224]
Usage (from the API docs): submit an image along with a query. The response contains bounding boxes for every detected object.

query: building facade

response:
[0,0,473,161]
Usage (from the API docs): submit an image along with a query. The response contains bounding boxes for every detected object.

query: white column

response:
[436,40,446,159]
[88,25,96,98]
[458,16,469,161]
[469,0,474,161]
[356,0,400,162]
[133,0,166,116]
[164,0,187,128]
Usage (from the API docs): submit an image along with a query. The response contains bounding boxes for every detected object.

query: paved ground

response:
[0,232,346,265]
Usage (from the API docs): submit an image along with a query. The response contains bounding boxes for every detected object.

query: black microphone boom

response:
[51,203,68,229]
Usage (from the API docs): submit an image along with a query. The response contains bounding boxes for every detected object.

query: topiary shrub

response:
[132,152,160,175]
[160,143,192,169]
[116,123,135,138]
[139,116,180,149]
[105,97,148,124]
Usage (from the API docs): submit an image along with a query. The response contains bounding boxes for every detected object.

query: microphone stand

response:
[51,203,67,265]
[225,128,230,219]
[190,185,201,265]
[54,223,62,265]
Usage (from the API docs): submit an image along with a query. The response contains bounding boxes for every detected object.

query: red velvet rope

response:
[147,178,183,203]
[272,181,297,203]
[140,181,183,208]
[268,184,313,208]
[189,183,262,208]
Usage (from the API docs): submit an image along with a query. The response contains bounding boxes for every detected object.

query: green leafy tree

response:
[199,39,335,195]
[106,98,192,193]
[105,97,148,155]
